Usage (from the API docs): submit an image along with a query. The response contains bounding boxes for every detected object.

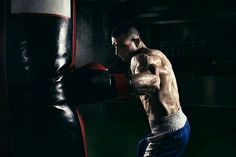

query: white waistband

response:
[149,108,187,134]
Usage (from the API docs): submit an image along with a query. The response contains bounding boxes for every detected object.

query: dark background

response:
[75,0,236,157]
[1,0,236,157]
[1,0,8,157]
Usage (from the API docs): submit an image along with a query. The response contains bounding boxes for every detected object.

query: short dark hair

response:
[111,23,140,39]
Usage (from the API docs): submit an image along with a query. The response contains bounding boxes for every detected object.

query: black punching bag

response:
[6,0,85,157]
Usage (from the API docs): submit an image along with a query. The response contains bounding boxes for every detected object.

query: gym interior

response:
[1,0,236,157]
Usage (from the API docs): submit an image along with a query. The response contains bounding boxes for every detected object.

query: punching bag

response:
[6,0,85,157]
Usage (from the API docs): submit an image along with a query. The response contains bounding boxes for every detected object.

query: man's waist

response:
[149,108,187,134]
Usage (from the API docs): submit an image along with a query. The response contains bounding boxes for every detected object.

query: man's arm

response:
[130,50,178,97]
[130,50,181,117]
[130,52,164,95]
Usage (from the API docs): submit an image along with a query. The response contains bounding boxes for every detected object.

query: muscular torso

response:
[130,48,180,120]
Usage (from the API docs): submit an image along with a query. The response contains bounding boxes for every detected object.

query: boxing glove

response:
[65,62,131,105]
[7,1,85,157]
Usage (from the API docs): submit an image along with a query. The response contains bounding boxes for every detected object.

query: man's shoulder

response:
[135,48,172,66]
[149,49,164,57]
[131,48,162,64]
[134,48,163,58]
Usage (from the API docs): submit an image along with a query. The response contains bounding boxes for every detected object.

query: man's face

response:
[112,35,137,61]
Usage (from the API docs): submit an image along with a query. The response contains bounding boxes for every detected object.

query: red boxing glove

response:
[65,62,131,105]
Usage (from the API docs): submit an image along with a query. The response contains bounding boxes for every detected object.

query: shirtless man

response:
[111,23,190,157]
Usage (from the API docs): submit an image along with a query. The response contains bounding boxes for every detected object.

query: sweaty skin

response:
[112,35,180,120]
[130,48,180,120]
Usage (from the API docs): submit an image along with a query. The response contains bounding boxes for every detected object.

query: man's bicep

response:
[130,54,153,74]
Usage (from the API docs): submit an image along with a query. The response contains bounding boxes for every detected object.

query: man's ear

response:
[133,38,140,48]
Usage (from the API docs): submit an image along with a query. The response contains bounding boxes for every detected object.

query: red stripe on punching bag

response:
[70,0,77,68]
[72,0,88,157]
[76,108,88,157]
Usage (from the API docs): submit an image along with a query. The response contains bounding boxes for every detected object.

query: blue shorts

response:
[136,120,190,157]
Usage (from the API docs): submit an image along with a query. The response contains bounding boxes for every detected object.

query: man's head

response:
[111,23,141,61]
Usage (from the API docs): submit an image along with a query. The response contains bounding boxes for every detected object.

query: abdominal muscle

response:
[140,94,168,120]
